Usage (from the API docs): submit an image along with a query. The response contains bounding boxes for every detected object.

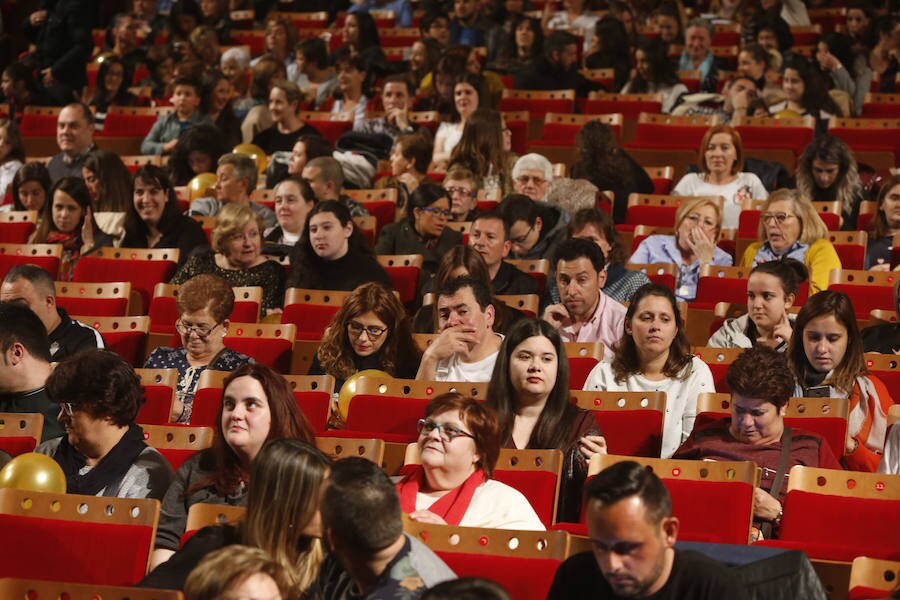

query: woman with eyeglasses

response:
[287,200,391,291]
[486,318,607,523]
[739,188,841,295]
[375,182,464,295]
[628,196,732,301]
[145,274,253,424]
[171,203,286,315]
[397,393,545,530]
[309,282,421,392]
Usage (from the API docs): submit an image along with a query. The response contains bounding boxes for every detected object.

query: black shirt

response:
[493,260,539,296]
[49,307,106,361]
[547,549,747,600]
[252,123,322,155]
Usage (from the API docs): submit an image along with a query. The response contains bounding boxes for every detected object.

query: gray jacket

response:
[708,313,794,350]
[188,197,277,229]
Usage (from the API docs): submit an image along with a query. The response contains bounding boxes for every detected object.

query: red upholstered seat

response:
[436,553,561,600]
[664,479,753,544]
[149,293,261,335]
[344,394,429,442]
[73,249,178,314]
[223,336,292,372]
[104,330,149,366]
[136,385,174,425]
[593,410,664,457]
[295,391,330,435]
[625,205,677,227]
[56,293,129,317]
[0,436,36,456]
[0,244,61,279]
[568,357,599,389]
[281,303,340,340]
[19,113,57,137]
[102,112,158,137]
[758,490,900,561]
[492,469,558,529]
[850,586,892,600]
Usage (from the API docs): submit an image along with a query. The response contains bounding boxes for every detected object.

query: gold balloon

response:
[0,452,66,494]
[337,370,392,422]
[188,172,218,200]
[232,143,268,174]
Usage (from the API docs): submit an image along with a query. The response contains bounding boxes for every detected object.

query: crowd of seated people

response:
[1,0,900,596]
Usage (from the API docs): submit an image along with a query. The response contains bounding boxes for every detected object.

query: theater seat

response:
[569,390,666,457]
[0,412,43,457]
[0,211,38,244]
[0,243,62,279]
[141,424,214,471]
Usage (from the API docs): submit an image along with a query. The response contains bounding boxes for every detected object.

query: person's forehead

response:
[438,287,478,308]
[58,107,87,126]
[731,394,774,410]
[218,163,236,176]
[383,82,408,95]
[558,257,596,275]
[573,223,604,239]
[519,168,546,178]
[444,177,474,189]
[473,217,503,233]
[0,278,38,300]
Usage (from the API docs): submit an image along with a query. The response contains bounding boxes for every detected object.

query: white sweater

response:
[582,356,715,458]
[671,172,768,230]
[414,479,546,531]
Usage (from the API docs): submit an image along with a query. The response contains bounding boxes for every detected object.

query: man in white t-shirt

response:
[416,277,503,382]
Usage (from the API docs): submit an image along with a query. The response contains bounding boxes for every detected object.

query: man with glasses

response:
[443,163,482,222]
[1,264,105,361]
[512,154,553,202]
[416,277,503,382]
[0,302,64,442]
[548,460,745,599]
[189,154,277,228]
[469,211,538,295]
[499,193,568,261]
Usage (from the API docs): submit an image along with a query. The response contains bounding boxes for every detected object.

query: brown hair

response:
[698,124,744,175]
[316,282,420,380]
[176,273,235,323]
[870,174,900,239]
[185,546,290,600]
[787,290,866,395]
[211,202,264,255]
[725,345,794,409]
[756,188,829,244]
[424,393,501,478]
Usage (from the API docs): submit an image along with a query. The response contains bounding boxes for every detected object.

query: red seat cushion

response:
[103,331,148,367]
[0,436,37,456]
[0,514,154,585]
[437,552,561,600]
[0,253,60,279]
[493,469,557,528]
[224,337,292,373]
[665,479,753,544]
[568,357,599,389]
[73,257,176,313]
[589,410,663,457]
[0,222,36,244]
[136,385,173,425]
[282,303,340,340]
[295,391,330,435]
[158,448,199,471]
[56,295,129,317]
[344,394,429,442]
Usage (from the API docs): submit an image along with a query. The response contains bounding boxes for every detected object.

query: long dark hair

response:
[168,123,228,185]
[871,174,900,239]
[288,199,372,288]
[630,38,680,90]
[782,55,841,117]
[347,11,381,52]
[123,165,184,241]
[194,363,315,497]
[33,177,100,242]
[571,120,633,193]
[89,56,133,108]
[449,108,508,186]
[485,318,579,452]
[83,148,132,212]
[611,283,692,381]
[11,162,51,211]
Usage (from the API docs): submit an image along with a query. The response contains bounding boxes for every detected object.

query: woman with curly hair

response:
[309,282,421,390]
[168,123,229,186]
[570,120,653,225]
[795,135,866,230]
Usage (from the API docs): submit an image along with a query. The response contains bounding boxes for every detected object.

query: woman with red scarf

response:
[396,393,545,530]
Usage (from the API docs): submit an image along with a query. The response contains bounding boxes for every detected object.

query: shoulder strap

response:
[769,425,793,499]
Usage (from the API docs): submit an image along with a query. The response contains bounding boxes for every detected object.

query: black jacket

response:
[24,0,95,89]
[49,307,106,362]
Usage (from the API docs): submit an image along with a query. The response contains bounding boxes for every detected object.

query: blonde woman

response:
[628,196,732,301]
[739,188,841,294]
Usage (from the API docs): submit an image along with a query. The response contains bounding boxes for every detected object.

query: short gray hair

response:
[221,46,251,71]
[218,153,258,193]
[686,17,713,38]
[512,153,553,181]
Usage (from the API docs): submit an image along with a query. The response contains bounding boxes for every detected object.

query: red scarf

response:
[397,466,486,526]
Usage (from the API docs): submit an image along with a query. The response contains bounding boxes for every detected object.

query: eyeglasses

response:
[176,319,221,338]
[229,229,260,242]
[417,418,475,442]
[347,321,387,338]
[60,402,75,417]
[445,186,474,198]
[510,224,535,245]
[420,206,452,218]
[762,213,796,224]
[516,175,546,186]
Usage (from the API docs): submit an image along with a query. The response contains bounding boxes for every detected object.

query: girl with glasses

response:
[376,182,464,299]
[310,282,421,392]
[739,188,841,294]
[397,393,545,530]
[145,274,252,423]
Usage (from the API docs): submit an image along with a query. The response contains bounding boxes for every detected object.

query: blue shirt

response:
[629,235,733,301]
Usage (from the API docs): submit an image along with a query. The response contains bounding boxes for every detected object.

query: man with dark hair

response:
[1,264,105,361]
[416,277,503,382]
[314,457,454,599]
[106,12,146,81]
[294,38,337,108]
[498,194,568,261]
[448,0,493,46]
[36,349,173,499]
[419,12,451,47]
[301,156,370,218]
[542,238,626,347]
[189,153,277,227]
[0,303,64,441]
[676,74,762,122]
[515,31,603,97]
[548,460,746,599]
[48,102,97,181]
[24,0,94,106]
[470,211,538,296]
[353,74,426,148]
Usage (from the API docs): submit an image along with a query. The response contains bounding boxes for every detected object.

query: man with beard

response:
[514,31,604,97]
[548,460,746,599]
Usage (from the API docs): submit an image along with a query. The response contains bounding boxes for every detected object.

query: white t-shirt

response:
[434,346,500,383]
[671,172,768,230]
[414,479,546,531]
[582,356,715,458]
